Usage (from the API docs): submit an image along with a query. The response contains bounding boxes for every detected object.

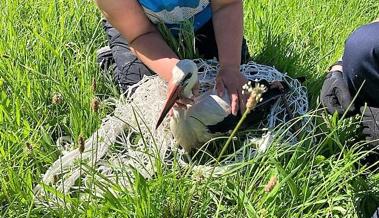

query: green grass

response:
[1,0,379,217]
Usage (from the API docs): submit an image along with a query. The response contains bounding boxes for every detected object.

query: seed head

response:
[53,175,59,183]
[243,82,267,113]
[78,134,85,153]
[26,142,33,151]
[91,97,100,113]
[52,93,63,105]
[264,176,278,192]
[192,168,205,183]
[91,78,97,93]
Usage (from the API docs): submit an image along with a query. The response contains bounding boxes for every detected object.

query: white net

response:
[34,59,309,204]
[143,0,210,24]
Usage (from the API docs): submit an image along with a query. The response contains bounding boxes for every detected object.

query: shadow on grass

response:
[249,31,325,104]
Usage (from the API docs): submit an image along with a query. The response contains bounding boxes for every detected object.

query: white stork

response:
[155,59,287,152]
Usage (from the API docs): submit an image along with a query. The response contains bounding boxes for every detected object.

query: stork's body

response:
[156,60,286,152]
[170,90,231,151]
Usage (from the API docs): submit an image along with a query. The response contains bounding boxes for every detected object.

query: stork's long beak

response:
[155,84,183,129]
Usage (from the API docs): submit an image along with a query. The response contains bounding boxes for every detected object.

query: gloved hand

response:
[361,106,379,144]
[321,70,355,115]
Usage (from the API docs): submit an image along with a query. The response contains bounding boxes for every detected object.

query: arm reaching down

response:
[96,0,199,107]
[211,0,248,115]
[95,0,179,82]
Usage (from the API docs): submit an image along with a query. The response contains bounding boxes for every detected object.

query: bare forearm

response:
[96,0,179,82]
[211,1,243,68]
[129,32,179,82]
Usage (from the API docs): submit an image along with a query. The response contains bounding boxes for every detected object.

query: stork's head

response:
[155,59,198,129]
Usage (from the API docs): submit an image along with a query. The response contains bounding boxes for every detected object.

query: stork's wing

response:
[187,90,231,127]
[187,80,289,134]
[188,80,290,134]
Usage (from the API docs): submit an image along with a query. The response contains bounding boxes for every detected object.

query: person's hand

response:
[320,70,355,115]
[215,65,248,116]
[361,106,379,144]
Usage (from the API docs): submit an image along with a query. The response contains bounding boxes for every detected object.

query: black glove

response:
[361,106,379,144]
[321,70,355,115]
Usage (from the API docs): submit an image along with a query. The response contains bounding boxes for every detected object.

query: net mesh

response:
[143,0,210,24]
[34,59,310,204]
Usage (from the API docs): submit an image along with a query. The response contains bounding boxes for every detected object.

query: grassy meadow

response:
[1,0,379,217]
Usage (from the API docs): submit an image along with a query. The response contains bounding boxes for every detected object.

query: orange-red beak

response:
[155,84,183,129]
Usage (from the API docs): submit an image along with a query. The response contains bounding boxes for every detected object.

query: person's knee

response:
[344,23,379,64]
[343,22,379,106]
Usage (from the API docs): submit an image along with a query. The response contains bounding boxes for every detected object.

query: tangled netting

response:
[34,59,309,204]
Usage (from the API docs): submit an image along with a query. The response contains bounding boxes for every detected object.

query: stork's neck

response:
[172,106,186,119]
[182,83,194,99]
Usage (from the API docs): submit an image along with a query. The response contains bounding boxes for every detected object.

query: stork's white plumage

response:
[156,59,232,151]
[169,89,232,152]
[156,60,286,152]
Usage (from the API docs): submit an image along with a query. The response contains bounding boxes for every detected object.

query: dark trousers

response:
[343,22,379,107]
[102,20,250,92]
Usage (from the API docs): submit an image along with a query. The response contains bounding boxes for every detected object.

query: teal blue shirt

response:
[138,0,212,30]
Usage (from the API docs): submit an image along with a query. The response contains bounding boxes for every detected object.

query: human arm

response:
[211,0,248,115]
[95,0,179,82]
[96,0,198,108]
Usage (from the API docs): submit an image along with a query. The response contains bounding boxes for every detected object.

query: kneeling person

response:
[321,19,379,147]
